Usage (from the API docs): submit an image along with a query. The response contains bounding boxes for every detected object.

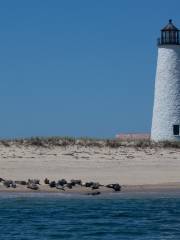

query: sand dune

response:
[0,143,180,186]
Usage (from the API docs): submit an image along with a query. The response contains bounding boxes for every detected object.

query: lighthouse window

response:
[173,125,180,136]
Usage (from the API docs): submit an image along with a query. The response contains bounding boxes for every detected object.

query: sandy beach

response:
[0,141,180,194]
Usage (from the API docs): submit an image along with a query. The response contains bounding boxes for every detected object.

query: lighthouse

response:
[151,19,180,141]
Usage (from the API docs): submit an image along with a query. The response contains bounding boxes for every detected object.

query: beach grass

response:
[0,136,180,149]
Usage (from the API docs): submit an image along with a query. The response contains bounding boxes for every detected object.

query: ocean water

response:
[0,192,180,240]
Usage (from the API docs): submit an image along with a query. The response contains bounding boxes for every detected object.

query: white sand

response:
[0,144,180,186]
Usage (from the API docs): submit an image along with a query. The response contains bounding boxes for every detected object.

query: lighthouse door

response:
[173,125,180,136]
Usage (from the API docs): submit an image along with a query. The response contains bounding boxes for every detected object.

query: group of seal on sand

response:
[44,178,121,194]
[0,177,121,195]
[0,178,40,190]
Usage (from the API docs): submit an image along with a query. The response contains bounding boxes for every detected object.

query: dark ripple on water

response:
[0,193,180,239]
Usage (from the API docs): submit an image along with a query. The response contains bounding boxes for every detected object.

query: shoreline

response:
[0,143,180,193]
[0,182,180,195]
[0,144,180,185]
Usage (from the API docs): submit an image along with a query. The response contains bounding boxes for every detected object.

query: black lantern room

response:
[158,19,180,45]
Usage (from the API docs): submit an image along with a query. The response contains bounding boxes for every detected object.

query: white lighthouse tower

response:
[151,19,180,141]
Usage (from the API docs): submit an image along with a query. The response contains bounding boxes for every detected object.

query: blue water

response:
[0,193,180,240]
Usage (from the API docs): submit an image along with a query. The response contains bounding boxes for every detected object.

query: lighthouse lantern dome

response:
[158,19,180,45]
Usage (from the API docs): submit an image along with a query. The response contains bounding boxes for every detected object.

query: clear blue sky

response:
[0,0,179,138]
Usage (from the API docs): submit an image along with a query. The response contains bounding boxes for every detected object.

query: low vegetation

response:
[0,137,180,149]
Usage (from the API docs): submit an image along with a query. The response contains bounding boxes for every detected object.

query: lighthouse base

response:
[151,120,180,142]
